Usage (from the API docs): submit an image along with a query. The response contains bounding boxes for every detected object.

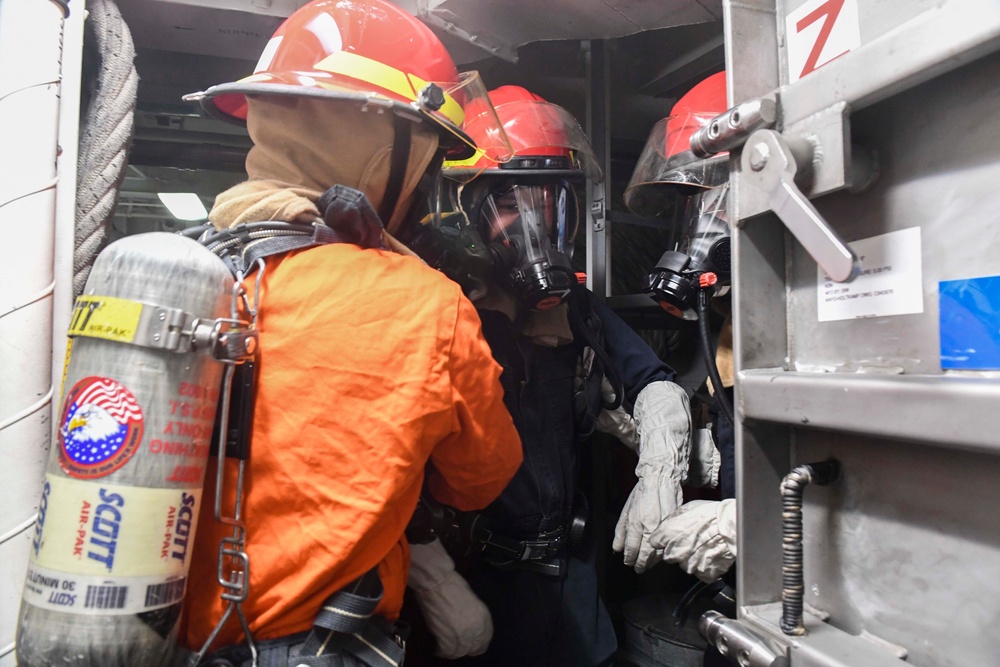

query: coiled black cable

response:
[779,460,840,635]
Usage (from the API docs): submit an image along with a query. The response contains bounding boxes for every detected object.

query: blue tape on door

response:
[940,275,1000,370]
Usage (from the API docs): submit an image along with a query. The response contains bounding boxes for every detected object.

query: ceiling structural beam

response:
[129,139,248,172]
[639,33,725,97]
[421,8,519,63]
[138,0,298,20]
[394,0,722,65]
[135,127,253,148]
[120,178,200,195]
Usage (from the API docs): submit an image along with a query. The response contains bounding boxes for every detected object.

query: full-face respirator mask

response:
[472,177,580,310]
[406,169,583,309]
[644,182,731,319]
[405,85,602,310]
[406,174,583,310]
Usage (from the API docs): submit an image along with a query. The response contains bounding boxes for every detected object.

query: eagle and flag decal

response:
[58,376,144,479]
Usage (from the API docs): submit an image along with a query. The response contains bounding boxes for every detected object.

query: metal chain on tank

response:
[190,259,265,667]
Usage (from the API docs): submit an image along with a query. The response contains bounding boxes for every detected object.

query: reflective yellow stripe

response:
[406,73,464,127]
[312,51,464,126]
[242,73,273,84]
[444,148,486,169]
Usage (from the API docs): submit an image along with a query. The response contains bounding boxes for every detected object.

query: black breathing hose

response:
[698,288,734,425]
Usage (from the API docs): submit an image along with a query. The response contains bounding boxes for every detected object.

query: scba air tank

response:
[17,233,233,667]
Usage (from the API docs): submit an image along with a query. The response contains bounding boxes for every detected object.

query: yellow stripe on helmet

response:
[443,148,486,169]
[312,50,464,127]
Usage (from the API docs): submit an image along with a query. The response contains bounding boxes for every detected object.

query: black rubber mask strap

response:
[378,114,413,226]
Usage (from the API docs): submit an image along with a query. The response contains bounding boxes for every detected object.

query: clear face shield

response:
[418,70,514,162]
[478,182,579,310]
[624,116,729,218]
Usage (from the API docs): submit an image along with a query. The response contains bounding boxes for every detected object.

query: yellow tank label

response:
[23,475,204,615]
[68,295,143,343]
[30,475,203,578]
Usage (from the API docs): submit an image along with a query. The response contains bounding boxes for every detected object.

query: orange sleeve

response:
[426,293,522,511]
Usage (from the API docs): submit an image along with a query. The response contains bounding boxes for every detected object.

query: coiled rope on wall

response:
[74,0,137,295]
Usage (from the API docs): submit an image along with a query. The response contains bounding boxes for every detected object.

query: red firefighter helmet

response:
[446,85,603,182]
[624,70,729,217]
[185,0,486,158]
[429,87,600,308]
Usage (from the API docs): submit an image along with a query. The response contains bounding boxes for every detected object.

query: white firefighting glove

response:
[650,499,737,583]
[594,376,640,451]
[595,379,716,487]
[408,538,493,659]
[686,428,721,489]
[613,380,692,573]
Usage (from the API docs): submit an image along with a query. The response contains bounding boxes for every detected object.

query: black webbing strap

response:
[295,568,405,667]
[203,570,404,667]
[198,222,342,278]
[454,512,568,578]
[239,225,339,275]
[378,115,412,226]
[568,288,624,411]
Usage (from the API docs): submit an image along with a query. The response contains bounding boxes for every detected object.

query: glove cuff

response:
[686,428,721,489]
[408,538,457,592]
[718,498,737,556]
[634,381,692,478]
[595,404,639,452]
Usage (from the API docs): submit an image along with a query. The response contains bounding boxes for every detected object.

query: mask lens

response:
[555,187,567,253]
[482,184,567,251]
[483,189,519,242]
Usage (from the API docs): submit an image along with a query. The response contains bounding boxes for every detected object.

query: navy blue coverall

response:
[429,287,677,667]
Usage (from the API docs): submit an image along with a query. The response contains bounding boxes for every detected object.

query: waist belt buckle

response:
[520,540,550,561]
[520,528,566,561]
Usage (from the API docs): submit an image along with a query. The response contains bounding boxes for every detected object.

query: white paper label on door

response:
[817,227,923,322]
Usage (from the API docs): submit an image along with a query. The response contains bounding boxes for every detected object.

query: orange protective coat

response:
[181,243,522,649]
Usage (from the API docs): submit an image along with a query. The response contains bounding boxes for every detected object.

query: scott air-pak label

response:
[24,475,202,615]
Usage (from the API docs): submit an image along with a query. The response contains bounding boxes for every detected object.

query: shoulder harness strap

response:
[183,183,389,279]
[189,221,342,278]
[568,287,625,438]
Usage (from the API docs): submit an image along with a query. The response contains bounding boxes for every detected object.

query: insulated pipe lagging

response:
[0,0,65,658]
[780,460,840,636]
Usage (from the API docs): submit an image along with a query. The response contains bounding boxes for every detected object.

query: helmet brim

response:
[445,166,587,183]
[185,81,476,160]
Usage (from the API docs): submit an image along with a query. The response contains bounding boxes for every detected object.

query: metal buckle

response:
[519,541,550,561]
[218,530,251,603]
[519,527,566,561]
[207,319,258,363]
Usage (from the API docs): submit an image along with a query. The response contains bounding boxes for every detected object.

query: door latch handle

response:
[742,129,860,283]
